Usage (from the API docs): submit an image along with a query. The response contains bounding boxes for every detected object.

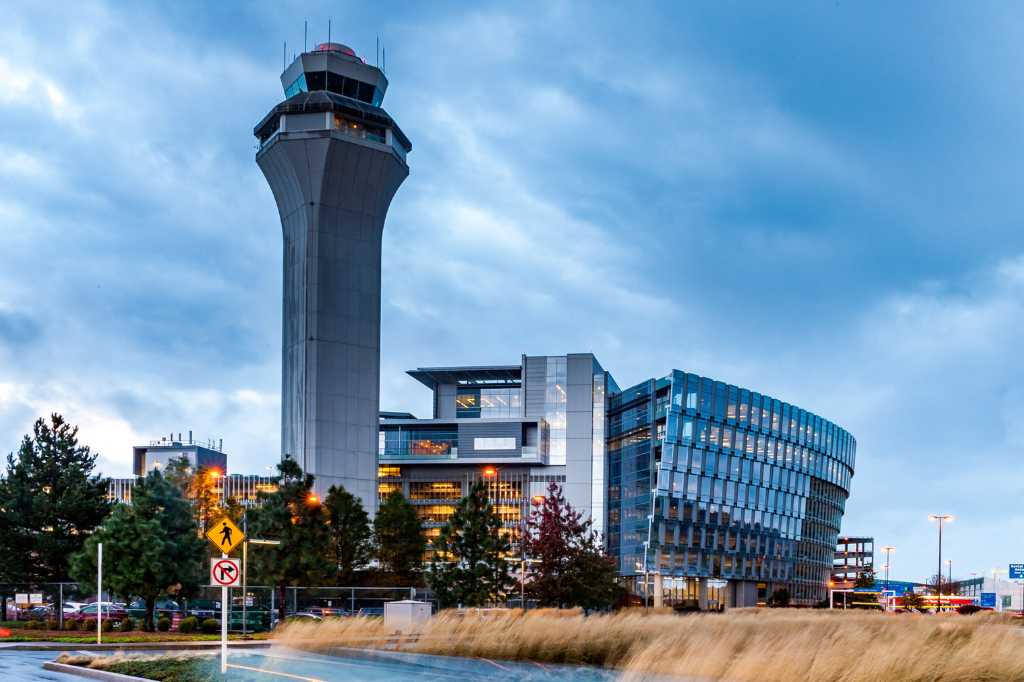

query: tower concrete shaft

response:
[254,44,411,512]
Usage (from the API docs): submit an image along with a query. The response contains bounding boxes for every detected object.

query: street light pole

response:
[882,546,894,593]
[929,515,951,613]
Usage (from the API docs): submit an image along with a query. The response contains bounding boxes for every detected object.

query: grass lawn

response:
[58,654,263,682]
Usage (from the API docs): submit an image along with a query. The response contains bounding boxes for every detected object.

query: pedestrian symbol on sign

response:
[205,517,245,554]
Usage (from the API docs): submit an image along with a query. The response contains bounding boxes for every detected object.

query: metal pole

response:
[221,552,228,674]
[242,513,247,637]
[937,518,942,613]
[521,537,526,609]
[350,588,354,614]
[59,583,63,628]
[97,543,102,644]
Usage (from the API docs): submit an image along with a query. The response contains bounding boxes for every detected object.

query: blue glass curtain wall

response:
[607,370,855,606]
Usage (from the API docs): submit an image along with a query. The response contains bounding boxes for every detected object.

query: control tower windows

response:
[334,116,385,144]
[286,71,384,106]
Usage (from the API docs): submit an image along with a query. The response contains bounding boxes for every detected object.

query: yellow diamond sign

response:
[206,517,245,554]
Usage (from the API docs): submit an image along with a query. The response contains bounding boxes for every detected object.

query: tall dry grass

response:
[276,608,1024,682]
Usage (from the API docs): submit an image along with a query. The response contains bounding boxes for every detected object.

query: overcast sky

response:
[3,0,1023,582]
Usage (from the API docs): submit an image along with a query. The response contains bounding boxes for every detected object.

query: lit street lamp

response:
[882,546,895,593]
[929,515,952,612]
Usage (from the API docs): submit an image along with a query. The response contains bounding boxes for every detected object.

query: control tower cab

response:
[254,42,411,513]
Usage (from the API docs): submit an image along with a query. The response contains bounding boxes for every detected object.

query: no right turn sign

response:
[210,558,241,587]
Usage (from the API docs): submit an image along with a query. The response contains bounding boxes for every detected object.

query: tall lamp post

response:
[929,515,952,612]
[882,546,895,592]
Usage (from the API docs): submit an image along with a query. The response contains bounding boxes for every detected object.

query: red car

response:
[66,603,130,624]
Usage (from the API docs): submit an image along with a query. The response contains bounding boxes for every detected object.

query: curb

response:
[42,662,148,681]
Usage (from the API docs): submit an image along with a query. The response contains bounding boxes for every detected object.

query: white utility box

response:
[383,600,431,635]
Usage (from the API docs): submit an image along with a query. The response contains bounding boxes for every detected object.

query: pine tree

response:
[70,469,206,631]
[0,415,111,590]
[525,482,620,609]
[324,484,372,586]
[854,570,876,589]
[373,489,426,586]
[247,456,333,624]
[426,480,514,608]
[163,456,221,529]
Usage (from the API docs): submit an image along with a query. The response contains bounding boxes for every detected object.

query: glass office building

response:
[377,354,616,556]
[607,370,855,607]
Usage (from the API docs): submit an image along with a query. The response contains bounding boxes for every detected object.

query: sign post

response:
[210,557,241,673]
[97,542,102,645]
[206,518,245,674]
[1010,564,1024,614]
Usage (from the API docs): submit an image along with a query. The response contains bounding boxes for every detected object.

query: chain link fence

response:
[0,583,437,632]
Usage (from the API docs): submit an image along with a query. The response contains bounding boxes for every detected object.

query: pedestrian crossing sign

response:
[206,517,245,554]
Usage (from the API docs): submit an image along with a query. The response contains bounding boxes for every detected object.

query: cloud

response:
[2,0,1024,583]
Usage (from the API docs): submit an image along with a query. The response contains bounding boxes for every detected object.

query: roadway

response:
[0,645,622,682]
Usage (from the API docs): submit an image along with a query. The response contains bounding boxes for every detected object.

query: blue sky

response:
[2,0,1023,582]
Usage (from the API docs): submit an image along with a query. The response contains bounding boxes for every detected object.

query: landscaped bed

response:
[0,624,270,643]
[56,653,261,682]
[275,607,1024,682]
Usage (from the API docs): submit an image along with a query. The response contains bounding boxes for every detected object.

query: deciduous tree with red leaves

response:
[523,482,620,610]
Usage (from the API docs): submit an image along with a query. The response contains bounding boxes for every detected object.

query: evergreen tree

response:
[247,456,333,624]
[373,489,426,586]
[854,570,876,589]
[0,415,111,591]
[70,469,206,631]
[524,482,620,609]
[323,484,372,585]
[163,456,221,529]
[426,480,514,608]
[900,590,926,612]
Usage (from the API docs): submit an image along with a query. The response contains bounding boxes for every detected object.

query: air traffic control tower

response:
[254,43,411,512]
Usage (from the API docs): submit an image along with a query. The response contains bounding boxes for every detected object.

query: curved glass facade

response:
[607,370,855,606]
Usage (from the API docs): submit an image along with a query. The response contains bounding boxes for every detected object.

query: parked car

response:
[67,603,130,624]
[25,605,52,621]
[286,612,323,621]
[188,599,222,624]
[308,607,350,618]
[356,607,384,617]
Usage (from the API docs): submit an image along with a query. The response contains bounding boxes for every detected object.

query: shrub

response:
[83,618,96,631]
[157,617,171,632]
[201,618,219,635]
[64,618,78,631]
[178,617,197,634]
[26,620,39,630]
[45,620,59,631]
[101,618,114,632]
[767,588,791,607]
[119,617,135,632]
